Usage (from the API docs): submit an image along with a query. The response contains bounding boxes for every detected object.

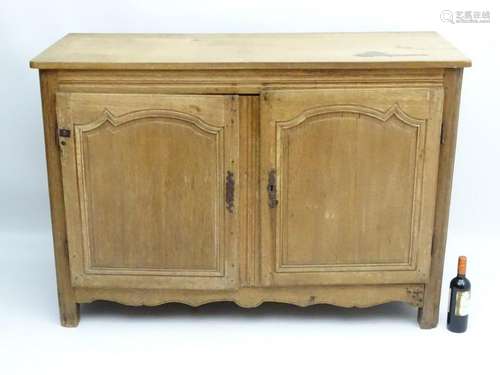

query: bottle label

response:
[455,290,471,316]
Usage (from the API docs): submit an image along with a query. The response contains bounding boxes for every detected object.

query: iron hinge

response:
[59,128,71,138]
[431,233,436,256]
[64,238,69,256]
[440,121,446,144]
[56,127,71,147]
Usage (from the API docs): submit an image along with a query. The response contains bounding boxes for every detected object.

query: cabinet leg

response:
[417,301,438,329]
[39,71,80,328]
[54,249,80,327]
[58,297,80,327]
[417,283,441,329]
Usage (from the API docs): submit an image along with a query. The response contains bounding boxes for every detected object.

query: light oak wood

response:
[74,285,424,308]
[238,96,261,287]
[260,88,443,286]
[30,33,471,70]
[31,33,469,328]
[56,93,239,290]
[39,71,80,327]
[418,69,464,329]
[55,68,446,95]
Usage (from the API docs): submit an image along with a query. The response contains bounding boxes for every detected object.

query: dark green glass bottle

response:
[447,256,471,333]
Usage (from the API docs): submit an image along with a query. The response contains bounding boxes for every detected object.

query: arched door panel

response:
[57,93,239,290]
[260,88,443,286]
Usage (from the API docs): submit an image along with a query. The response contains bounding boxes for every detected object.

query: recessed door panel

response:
[260,88,443,286]
[57,93,239,289]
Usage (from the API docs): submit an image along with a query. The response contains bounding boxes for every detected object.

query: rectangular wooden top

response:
[30,32,471,70]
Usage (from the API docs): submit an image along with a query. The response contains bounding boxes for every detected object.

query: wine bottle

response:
[447,256,471,333]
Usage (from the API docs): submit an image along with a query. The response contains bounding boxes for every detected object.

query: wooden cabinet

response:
[30,32,470,328]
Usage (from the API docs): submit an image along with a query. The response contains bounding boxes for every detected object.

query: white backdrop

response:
[0,0,498,374]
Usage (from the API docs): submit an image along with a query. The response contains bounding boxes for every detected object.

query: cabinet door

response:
[260,88,443,286]
[56,93,238,290]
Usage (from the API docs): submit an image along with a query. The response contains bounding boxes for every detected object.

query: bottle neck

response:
[457,256,467,277]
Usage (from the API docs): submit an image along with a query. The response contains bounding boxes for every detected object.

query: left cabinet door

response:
[56,93,239,290]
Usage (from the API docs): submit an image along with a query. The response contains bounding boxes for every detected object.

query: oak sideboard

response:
[30,32,470,327]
